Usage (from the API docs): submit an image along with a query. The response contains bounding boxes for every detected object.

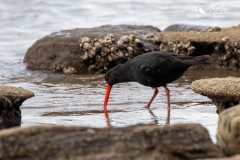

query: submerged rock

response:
[191,77,240,113]
[0,86,34,129]
[0,123,223,160]
[217,105,240,156]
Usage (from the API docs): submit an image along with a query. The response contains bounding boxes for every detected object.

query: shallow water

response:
[9,69,237,142]
[0,0,240,142]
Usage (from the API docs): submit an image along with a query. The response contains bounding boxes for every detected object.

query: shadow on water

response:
[42,109,124,116]
[178,69,240,82]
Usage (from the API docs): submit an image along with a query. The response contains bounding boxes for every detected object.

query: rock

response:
[191,77,240,113]
[201,26,222,32]
[163,24,209,32]
[0,123,223,160]
[160,26,240,70]
[199,155,240,160]
[217,105,240,156]
[24,25,160,74]
[0,86,34,129]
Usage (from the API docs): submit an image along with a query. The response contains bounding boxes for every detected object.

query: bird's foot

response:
[144,104,150,109]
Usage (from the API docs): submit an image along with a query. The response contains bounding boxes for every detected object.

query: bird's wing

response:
[139,54,185,77]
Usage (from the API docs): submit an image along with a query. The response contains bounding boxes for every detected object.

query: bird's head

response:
[103,64,123,110]
[104,64,123,86]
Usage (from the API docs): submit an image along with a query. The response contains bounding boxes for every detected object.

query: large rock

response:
[0,123,223,160]
[217,105,240,156]
[191,77,240,113]
[24,25,161,74]
[0,86,34,129]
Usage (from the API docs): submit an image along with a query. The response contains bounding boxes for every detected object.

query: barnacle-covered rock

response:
[202,26,222,32]
[24,25,160,74]
[78,33,153,73]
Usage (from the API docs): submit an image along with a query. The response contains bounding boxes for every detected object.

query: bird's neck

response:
[115,64,134,83]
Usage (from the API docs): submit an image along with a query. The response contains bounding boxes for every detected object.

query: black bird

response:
[103,51,211,124]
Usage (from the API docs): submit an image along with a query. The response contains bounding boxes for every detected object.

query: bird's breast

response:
[134,75,165,88]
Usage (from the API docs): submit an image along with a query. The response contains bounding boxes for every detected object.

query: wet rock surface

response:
[217,105,240,156]
[0,123,223,160]
[0,86,34,130]
[24,25,240,73]
[191,77,240,113]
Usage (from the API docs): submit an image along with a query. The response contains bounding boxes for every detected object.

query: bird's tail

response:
[182,55,211,66]
[193,55,211,64]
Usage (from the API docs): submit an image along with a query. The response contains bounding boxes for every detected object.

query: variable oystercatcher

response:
[103,51,211,124]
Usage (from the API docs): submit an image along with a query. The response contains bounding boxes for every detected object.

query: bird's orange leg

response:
[145,88,159,108]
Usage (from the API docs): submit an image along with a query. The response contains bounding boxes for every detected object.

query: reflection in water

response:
[104,108,111,127]
[104,86,171,126]
[148,109,158,124]
[104,107,171,126]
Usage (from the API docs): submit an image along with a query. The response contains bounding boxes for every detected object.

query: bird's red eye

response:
[105,76,109,81]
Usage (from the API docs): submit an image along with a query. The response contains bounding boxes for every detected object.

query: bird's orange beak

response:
[104,84,112,110]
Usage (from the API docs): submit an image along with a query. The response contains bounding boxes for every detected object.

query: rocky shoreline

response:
[0,24,239,159]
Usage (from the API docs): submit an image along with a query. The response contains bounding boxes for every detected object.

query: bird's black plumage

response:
[105,51,209,87]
